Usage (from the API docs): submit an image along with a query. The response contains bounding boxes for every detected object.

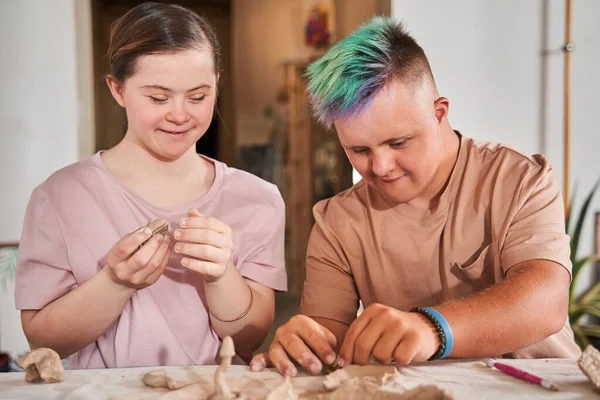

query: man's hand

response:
[338,303,440,366]
[174,209,233,281]
[106,225,171,290]
[249,315,337,377]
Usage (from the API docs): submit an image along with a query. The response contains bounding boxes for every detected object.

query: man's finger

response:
[279,332,323,374]
[352,324,384,365]
[371,331,401,365]
[338,313,371,366]
[250,353,273,372]
[297,323,337,366]
[268,342,298,377]
[392,332,420,365]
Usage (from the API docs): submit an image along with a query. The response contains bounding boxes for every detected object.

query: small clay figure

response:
[215,336,235,398]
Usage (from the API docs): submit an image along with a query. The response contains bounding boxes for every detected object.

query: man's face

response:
[335,78,448,207]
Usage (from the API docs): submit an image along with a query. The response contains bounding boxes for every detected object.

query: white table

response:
[0,358,597,399]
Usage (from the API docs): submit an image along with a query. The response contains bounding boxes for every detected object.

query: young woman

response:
[15,2,286,369]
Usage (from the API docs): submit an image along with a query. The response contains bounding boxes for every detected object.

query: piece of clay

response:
[323,365,398,390]
[210,336,247,399]
[322,355,342,375]
[398,385,454,400]
[17,347,64,383]
[141,369,202,390]
[127,219,169,260]
[317,364,454,399]
[265,376,298,400]
[215,336,235,398]
[579,344,600,388]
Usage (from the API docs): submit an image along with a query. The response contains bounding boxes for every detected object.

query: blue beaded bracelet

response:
[410,307,454,360]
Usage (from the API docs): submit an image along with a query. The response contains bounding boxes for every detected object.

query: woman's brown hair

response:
[107,2,220,82]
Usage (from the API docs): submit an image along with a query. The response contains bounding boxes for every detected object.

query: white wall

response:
[0,0,94,358]
[391,0,600,294]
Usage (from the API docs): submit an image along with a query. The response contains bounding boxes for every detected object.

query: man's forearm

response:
[435,260,570,358]
[22,267,135,359]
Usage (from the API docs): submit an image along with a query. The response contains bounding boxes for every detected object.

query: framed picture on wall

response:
[302,0,335,51]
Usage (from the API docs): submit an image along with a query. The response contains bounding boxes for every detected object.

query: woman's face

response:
[107,48,217,160]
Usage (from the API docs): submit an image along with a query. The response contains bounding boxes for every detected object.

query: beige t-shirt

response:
[300,134,580,359]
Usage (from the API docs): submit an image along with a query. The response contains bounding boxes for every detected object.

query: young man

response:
[251,17,580,377]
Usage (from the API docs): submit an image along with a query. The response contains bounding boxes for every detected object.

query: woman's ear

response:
[106,75,126,108]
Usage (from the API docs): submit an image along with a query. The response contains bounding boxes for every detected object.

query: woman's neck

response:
[102,137,213,190]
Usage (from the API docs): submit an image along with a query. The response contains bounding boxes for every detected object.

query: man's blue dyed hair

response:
[306,16,434,128]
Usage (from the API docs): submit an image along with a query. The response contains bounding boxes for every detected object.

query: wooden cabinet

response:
[282,61,352,295]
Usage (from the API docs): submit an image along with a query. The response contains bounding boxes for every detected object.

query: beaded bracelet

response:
[409,307,454,360]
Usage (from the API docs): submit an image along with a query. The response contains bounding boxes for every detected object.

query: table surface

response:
[0,358,598,399]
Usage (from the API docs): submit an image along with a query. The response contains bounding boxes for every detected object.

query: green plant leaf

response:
[572,324,590,348]
[578,324,600,338]
[570,255,600,302]
[566,182,577,235]
[0,247,18,291]
[570,176,600,263]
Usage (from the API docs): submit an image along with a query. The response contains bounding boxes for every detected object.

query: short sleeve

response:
[299,202,360,326]
[501,157,572,277]
[237,185,288,291]
[15,187,77,310]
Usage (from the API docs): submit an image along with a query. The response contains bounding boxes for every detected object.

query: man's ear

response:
[106,75,126,108]
[434,97,449,124]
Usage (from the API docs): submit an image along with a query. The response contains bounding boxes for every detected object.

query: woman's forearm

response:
[21,267,135,359]
[205,263,275,357]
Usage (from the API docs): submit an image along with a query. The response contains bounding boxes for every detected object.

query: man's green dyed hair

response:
[306,16,434,128]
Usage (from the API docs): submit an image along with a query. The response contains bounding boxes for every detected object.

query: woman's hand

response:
[105,225,171,289]
[174,209,234,281]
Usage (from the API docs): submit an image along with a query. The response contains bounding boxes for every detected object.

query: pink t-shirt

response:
[15,152,287,369]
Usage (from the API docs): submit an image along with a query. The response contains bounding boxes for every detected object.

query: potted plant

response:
[0,245,18,372]
[567,177,600,348]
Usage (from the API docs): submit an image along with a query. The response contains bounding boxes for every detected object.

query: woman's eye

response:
[150,96,167,104]
[391,141,405,148]
[190,96,205,102]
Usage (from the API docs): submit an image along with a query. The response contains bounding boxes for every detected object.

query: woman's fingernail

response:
[138,227,151,237]
[338,358,347,367]
[181,258,188,267]
[180,218,188,227]
[174,244,182,253]
[153,234,163,242]
[174,230,182,239]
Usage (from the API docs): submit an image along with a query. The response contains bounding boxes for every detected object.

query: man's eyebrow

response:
[343,136,410,150]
